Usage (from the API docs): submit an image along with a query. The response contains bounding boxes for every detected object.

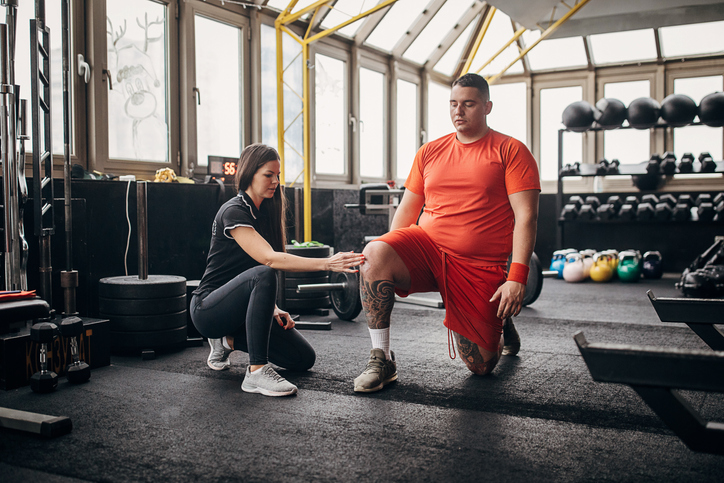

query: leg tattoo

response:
[453,332,500,376]
[360,277,396,330]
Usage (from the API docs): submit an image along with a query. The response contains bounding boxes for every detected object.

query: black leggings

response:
[190,265,315,370]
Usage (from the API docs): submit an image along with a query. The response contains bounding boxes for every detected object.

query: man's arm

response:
[389,190,425,232]
[490,189,540,319]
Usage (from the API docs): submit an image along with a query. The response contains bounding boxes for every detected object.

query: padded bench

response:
[647,290,724,350]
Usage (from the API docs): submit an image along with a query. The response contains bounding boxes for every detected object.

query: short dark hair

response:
[452,73,490,101]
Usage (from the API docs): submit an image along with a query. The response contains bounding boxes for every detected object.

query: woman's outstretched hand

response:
[326,251,365,273]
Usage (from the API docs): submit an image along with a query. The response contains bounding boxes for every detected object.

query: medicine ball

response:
[562,101,595,132]
[698,91,724,127]
[632,173,664,191]
[660,94,697,127]
[627,97,661,129]
[593,98,627,129]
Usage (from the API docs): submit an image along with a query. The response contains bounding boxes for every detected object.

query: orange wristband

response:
[507,262,529,285]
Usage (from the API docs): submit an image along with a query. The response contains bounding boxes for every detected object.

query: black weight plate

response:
[285,275,329,288]
[523,252,544,307]
[284,296,331,309]
[330,272,362,321]
[101,310,187,332]
[99,294,187,315]
[285,271,329,280]
[285,245,332,258]
[110,325,187,350]
[99,275,187,299]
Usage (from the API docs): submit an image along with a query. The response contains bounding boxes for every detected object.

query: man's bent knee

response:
[361,241,410,289]
[464,355,500,376]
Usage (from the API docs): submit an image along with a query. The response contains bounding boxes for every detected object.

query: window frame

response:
[86,0,180,179]
[357,53,389,184]
[393,63,422,186]
[178,0,251,177]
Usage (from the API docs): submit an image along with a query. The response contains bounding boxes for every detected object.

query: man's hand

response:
[490,280,526,319]
[274,306,295,330]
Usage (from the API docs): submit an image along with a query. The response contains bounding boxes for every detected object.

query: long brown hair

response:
[235,143,286,252]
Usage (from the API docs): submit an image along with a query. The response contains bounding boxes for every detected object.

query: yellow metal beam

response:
[473,27,525,75]
[461,7,496,75]
[279,0,331,26]
[306,0,399,44]
[486,0,592,85]
[302,42,312,241]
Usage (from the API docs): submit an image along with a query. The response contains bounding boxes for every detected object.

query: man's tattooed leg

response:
[360,276,396,330]
[453,332,502,376]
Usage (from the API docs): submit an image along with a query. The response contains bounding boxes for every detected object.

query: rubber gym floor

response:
[1,274,723,482]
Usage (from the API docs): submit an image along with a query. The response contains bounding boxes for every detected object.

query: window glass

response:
[488,82,527,146]
[315,54,346,175]
[365,0,427,52]
[261,24,304,184]
[267,0,316,19]
[359,67,385,178]
[434,19,476,76]
[468,10,524,77]
[427,81,452,142]
[523,33,587,71]
[403,0,472,65]
[660,21,724,58]
[321,0,377,38]
[673,75,723,162]
[194,15,242,167]
[106,0,168,162]
[603,80,651,164]
[540,86,582,181]
[589,29,657,65]
[396,79,418,180]
[16,1,65,155]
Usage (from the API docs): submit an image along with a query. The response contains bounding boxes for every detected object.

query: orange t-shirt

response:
[404,130,540,264]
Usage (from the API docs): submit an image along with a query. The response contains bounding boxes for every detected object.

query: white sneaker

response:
[207,338,232,371]
[241,364,298,397]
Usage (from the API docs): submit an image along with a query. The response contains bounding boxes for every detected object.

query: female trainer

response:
[190,143,363,397]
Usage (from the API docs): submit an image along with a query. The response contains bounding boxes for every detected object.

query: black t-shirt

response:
[193,192,266,297]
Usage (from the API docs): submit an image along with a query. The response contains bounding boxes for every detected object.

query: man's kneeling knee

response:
[463,357,499,376]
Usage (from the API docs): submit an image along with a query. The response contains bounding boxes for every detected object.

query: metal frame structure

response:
[274,0,398,242]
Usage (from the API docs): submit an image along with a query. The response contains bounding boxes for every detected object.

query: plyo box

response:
[0,317,111,390]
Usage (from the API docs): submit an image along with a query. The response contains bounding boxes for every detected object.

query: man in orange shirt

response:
[354,73,540,393]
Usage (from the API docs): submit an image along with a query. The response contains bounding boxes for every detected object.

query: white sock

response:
[369,328,391,360]
[222,337,232,350]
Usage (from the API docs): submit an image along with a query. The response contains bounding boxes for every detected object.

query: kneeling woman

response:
[190,144,363,397]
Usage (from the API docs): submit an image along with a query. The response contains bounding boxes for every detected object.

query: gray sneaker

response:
[207,338,233,371]
[353,349,397,393]
[241,364,298,397]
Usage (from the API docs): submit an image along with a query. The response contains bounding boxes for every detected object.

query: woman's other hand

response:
[274,306,295,330]
[326,251,365,273]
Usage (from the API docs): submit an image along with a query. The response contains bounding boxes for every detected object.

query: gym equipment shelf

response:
[647,290,724,350]
[559,159,724,177]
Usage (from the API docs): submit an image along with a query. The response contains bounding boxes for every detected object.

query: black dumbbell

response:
[597,203,617,221]
[678,153,694,173]
[567,195,584,208]
[636,202,655,221]
[698,202,715,222]
[660,152,677,175]
[714,193,724,206]
[677,194,693,208]
[641,194,659,206]
[30,322,59,393]
[561,204,579,220]
[646,154,662,174]
[714,200,724,222]
[596,159,609,175]
[606,195,623,211]
[624,195,639,208]
[659,193,677,208]
[699,152,716,173]
[578,203,597,221]
[672,203,692,221]
[619,203,636,221]
[654,202,673,221]
[584,196,601,210]
[60,317,91,384]
[695,193,712,207]
[607,159,620,175]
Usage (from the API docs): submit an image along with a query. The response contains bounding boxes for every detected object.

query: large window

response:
[603,80,651,165]
[106,0,169,162]
[488,82,527,146]
[673,75,723,162]
[359,67,385,179]
[194,15,243,166]
[314,53,347,176]
[539,86,582,181]
[427,81,452,142]
[589,29,657,65]
[396,79,418,181]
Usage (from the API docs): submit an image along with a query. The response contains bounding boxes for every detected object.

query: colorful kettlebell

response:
[579,249,595,278]
[563,252,587,283]
[550,250,565,278]
[642,251,663,279]
[617,250,642,282]
[590,252,614,282]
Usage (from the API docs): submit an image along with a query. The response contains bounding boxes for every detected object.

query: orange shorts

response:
[375,225,507,353]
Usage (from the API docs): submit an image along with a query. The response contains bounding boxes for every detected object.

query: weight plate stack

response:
[330,271,363,321]
[99,275,188,352]
[284,245,332,312]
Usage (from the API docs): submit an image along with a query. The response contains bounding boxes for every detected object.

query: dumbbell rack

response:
[555,124,724,249]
